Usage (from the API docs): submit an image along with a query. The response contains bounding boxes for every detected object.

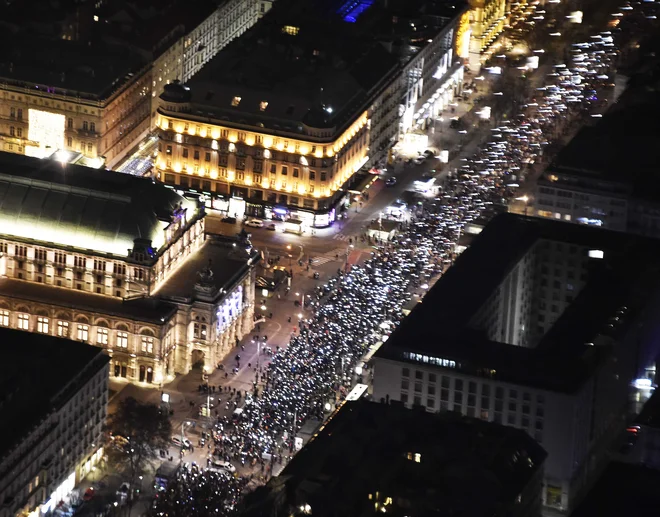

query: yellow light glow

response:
[199,167,206,175]
[246,135,255,146]
[299,145,309,155]
[326,149,334,157]
[211,128,220,139]
[314,150,322,158]
[261,179,269,188]
[276,142,284,151]
[175,123,184,134]
[263,136,273,148]
[245,177,253,186]
[228,133,237,143]
[286,185,293,192]
[210,169,219,179]
[227,170,235,181]
[187,127,195,136]
[26,109,65,159]
[298,186,306,195]
[173,163,182,173]
[200,128,208,138]
[185,164,193,173]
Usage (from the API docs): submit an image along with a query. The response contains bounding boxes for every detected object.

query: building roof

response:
[0,152,200,257]
[0,327,109,461]
[546,72,660,202]
[99,0,220,56]
[242,399,546,517]
[570,462,660,517]
[0,30,147,99]
[376,213,660,392]
[0,277,178,323]
[173,0,401,135]
[155,236,258,302]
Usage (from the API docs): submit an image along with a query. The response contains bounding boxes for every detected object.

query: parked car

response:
[244,219,264,228]
[385,177,397,187]
[211,459,236,473]
[172,436,192,449]
[266,223,277,231]
[221,216,237,224]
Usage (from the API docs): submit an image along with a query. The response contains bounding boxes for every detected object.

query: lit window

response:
[117,332,128,348]
[37,317,49,334]
[231,96,241,107]
[0,310,8,327]
[57,321,69,337]
[17,313,29,330]
[588,249,604,259]
[141,336,154,354]
[282,25,299,36]
[97,328,109,345]
[77,324,89,342]
[260,101,269,111]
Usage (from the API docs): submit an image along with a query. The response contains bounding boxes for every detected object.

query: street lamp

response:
[516,195,530,216]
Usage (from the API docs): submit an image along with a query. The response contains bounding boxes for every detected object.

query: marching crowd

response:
[150,12,626,516]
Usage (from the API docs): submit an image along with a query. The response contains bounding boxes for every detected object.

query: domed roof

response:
[161,81,192,103]
[0,153,198,257]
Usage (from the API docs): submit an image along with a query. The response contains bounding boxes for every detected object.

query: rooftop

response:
[545,66,660,202]
[0,30,146,99]
[172,0,465,136]
[376,213,660,392]
[98,0,220,55]
[0,152,200,257]
[177,0,400,135]
[0,277,178,323]
[155,236,258,302]
[243,399,546,517]
[0,327,109,461]
[570,462,660,517]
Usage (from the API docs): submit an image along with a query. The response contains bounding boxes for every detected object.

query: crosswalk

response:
[332,234,350,241]
[311,247,345,266]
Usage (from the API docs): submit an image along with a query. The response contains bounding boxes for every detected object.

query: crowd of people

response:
[150,11,627,517]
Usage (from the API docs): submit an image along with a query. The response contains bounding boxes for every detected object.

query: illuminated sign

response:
[26,109,65,159]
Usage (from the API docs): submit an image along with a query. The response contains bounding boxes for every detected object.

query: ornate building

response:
[0,152,258,385]
[153,0,468,225]
[0,0,274,168]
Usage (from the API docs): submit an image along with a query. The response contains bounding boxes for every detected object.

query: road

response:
[98,0,635,508]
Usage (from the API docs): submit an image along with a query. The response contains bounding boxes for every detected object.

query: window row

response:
[0,311,156,353]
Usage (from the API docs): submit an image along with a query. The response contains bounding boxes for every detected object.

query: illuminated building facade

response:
[373,214,660,514]
[154,0,468,224]
[0,0,273,168]
[153,2,399,227]
[0,152,257,384]
[466,0,507,67]
[0,328,109,517]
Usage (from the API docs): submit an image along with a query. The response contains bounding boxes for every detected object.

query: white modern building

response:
[0,328,109,517]
[373,214,660,515]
